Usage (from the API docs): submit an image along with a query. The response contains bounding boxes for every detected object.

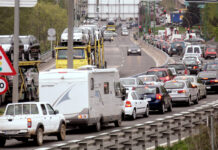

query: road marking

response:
[52,143,66,147]
[67,139,80,143]
[34,148,50,150]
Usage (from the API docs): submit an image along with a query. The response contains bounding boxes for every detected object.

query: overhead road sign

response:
[0,0,37,7]
[0,46,16,76]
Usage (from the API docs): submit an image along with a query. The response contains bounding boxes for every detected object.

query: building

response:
[88,0,139,20]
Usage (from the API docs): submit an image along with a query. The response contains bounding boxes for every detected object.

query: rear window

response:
[120,79,136,86]
[138,76,155,82]
[147,70,167,77]
[144,87,156,94]
[208,48,216,52]
[206,64,218,71]
[174,76,194,82]
[194,47,200,53]
[168,64,185,70]
[5,104,39,115]
[187,47,193,53]
[164,82,185,89]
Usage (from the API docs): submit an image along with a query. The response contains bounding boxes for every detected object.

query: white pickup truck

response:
[0,102,66,147]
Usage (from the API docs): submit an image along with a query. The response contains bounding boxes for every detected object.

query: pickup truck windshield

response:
[6,104,39,115]
[57,49,85,59]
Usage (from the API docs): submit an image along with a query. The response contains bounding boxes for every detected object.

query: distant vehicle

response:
[146,68,174,82]
[198,62,218,91]
[168,41,185,56]
[167,63,189,75]
[174,75,207,99]
[137,75,162,85]
[204,48,217,59]
[183,58,200,74]
[103,30,114,41]
[184,45,203,58]
[0,102,66,147]
[144,85,172,114]
[164,80,198,105]
[19,35,40,60]
[127,46,141,56]
[170,13,183,24]
[39,68,124,131]
[123,91,149,120]
[0,35,25,61]
[121,29,129,36]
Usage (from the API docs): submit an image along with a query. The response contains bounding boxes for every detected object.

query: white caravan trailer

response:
[39,67,124,131]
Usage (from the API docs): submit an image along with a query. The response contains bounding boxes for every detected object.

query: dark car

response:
[168,41,185,57]
[127,46,141,56]
[183,58,200,74]
[20,35,41,60]
[167,63,189,75]
[0,35,24,61]
[144,85,172,114]
[146,68,174,82]
[198,62,218,91]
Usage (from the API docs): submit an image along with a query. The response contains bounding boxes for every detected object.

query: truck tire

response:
[57,123,66,141]
[34,128,43,146]
[0,137,6,147]
[144,106,149,117]
[94,121,101,132]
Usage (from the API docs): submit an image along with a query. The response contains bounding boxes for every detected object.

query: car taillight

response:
[193,66,198,69]
[132,87,136,90]
[210,80,218,83]
[27,118,32,128]
[156,94,162,100]
[184,69,188,74]
[178,90,186,93]
[165,76,170,80]
[125,101,132,107]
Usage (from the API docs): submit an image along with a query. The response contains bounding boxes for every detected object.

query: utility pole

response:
[67,0,74,69]
[12,0,19,103]
[153,1,156,35]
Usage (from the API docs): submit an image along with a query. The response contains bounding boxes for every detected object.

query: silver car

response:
[174,75,207,99]
[121,29,129,36]
[137,75,163,86]
[164,80,198,105]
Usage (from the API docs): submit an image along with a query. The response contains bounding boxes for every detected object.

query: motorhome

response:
[39,66,124,131]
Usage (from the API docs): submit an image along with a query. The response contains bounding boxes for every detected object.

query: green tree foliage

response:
[0,0,68,52]
[182,3,200,28]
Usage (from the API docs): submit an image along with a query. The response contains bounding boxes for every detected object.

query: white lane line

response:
[51,143,67,147]
[34,148,50,150]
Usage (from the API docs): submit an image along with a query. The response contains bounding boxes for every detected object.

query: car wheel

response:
[167,101,173,112]
[57,123,66,141]
[34,128,43,146]
[0,137,6,147]
[194,95,199,104]
[132,109,137,120]
[187,97,191,106]
[144,106,149,117]
[139,52,141,56]
[160,103,165,114]
[94,121,101,132]
[114,118,122,127]
[127,53,129,56]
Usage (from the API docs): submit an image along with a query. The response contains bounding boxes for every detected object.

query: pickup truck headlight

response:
[137,49,141,52]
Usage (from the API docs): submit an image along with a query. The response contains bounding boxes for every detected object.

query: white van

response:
[39,67,124,131]
[184,45,202,58]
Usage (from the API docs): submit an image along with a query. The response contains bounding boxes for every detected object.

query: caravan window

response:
[104,82,109,94]
[90,78,94,90]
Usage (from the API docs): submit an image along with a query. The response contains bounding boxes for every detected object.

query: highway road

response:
[2,29,218,150]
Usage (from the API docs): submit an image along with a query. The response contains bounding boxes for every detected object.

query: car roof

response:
[148,68,168,71]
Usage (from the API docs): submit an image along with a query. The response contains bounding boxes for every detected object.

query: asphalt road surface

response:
[2,29,218,150]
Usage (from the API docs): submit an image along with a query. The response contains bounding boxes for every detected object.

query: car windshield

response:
[184,57,197,61]
[74,28,83,33]
[164,82,185,89]
[184,60,197,65]
[147,70,167,77]
[57,49,85,59]
[206,64,218,71]
[20,37,29,44]
[120,79,136,86]
[168,64,185,70]
[174,76,194,82]
[144,87,156,94]
[0,37,11,44]
[138,76,155,82]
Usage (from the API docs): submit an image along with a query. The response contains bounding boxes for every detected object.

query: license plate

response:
[5,131,18,135]
[206,86,211,89]
[188,67,192,69]
[173,49,176,51]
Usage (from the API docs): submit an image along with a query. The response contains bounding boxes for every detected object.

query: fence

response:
[48,100,218,150]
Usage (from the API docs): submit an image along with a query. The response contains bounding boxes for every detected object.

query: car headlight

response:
[137,49,141,52]
[128,49,131,52]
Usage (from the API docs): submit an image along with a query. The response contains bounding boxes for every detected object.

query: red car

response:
[204,48,217,59]
[146,68,174,82]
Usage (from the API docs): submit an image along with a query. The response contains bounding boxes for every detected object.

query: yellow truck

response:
[55,39,106,69]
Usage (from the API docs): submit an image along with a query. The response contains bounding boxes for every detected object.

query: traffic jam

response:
[0,0,218,149]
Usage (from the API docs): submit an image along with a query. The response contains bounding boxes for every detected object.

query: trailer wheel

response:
[114,118,122,127]
[94,121,101,132]
[34,128,43,146]
[0,137,6,147]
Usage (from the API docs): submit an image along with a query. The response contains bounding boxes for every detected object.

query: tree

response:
[182,3,201,27]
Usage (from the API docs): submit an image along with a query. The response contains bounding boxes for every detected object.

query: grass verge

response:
[0,107,5,116]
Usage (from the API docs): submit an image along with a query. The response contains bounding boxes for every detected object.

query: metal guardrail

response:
[48,100,218,150]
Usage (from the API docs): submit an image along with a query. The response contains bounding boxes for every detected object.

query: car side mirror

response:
[54,110,59,114]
